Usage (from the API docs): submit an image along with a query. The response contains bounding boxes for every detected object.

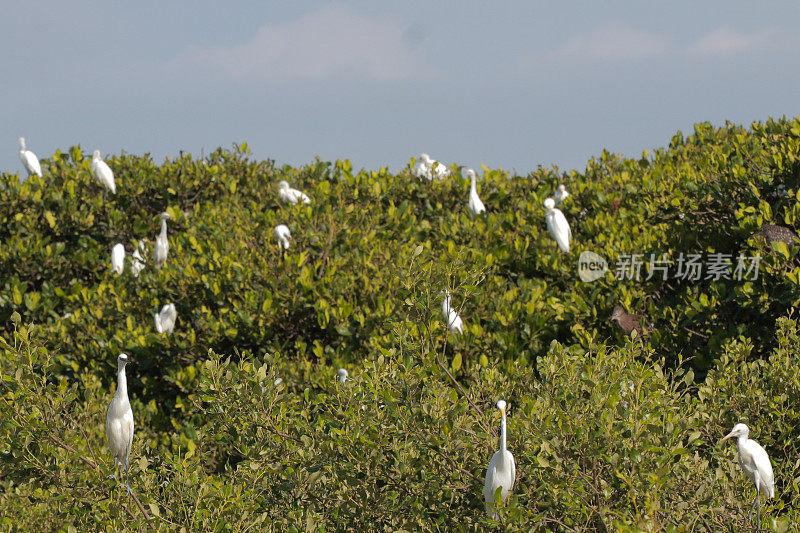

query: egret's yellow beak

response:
[721,431,734,443]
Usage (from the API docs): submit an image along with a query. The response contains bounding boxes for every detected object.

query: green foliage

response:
[3,117,800,529]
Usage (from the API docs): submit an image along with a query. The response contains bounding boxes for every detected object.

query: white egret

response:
[414,153,450,181]
[554,184,570,204]
[130,241,146,278]
[544,198,571,253]
[466,168,486,216]
[274,224,292,250]
[18,137,42,178]
[483,400,516,519]
[337,368,349,384]
[111,243,125,275]
[154,213,171,269]
[440,289,464,335]
[154,303,177,334]
[721,423,774,526]
[106,353,134,493]
[91,150,116,194]
[278,180,311,205]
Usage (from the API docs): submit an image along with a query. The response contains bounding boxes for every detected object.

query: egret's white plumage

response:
[722,423,774,525]
[441,289,464,335]
[154,213,171,269]
[274,224,292,250]
[106,353,134,493]
[466,169,486,216]
[154,303,177,334]
[18,137,42,178]
[554,184,570,204]
[337,368,349,384]
[131,241,146,278]
[278,180,311,205]
[91,150,116,194]
[483,400,516,519]
[414,153,450,181]
[544,198,572,253]
[111,243,125,275]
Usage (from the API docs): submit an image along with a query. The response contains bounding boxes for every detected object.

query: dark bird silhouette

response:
[610,306,653,337]
[755,224,797,245]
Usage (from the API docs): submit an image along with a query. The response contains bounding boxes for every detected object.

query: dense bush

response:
[3,118,800,530]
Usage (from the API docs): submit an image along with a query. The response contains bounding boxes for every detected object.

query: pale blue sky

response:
[4,1,800,176]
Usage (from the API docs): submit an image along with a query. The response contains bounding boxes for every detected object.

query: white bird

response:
[106,353,134,493]
[274,224,292,250]
[130,241,146,278]
[721,423,775,526]
[91,150,116,194]
[18,137,42,179]
[544,198,572,253]
[111,243,125,275]
[337,368,349,384]
[278,180,311,205]
[440,289,464,335]
[414,153,449,181]
[554,184,570,204]
[154,213,171,269]
[483,399,516,519]
[466,169,486,216]
[154,303,177,334]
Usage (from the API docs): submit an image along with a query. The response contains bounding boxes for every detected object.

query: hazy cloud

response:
[169,4,435,83]
[688,27,776,54]
[552,22,672,62]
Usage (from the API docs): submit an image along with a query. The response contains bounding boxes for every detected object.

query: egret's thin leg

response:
[747,493,757,521]
[757,489,761,528]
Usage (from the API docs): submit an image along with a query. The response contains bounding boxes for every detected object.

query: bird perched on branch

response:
[440,289,463,335]
[610,306,653,337]
[18,137,42,179]
[721,423,774,527]
[111,244,125,275]
[131,241,146,278]
[154,213,171,269]
[414,153,450,181]
[154,303,177,334]
[755,224,797,245]
[554,184,570,204]
[483,400,515,519]
[92,150,116,194]
[274,224,292,250]
[466,169,486,216]
[544,198,571,253]
[278,180,311,205]
[106,353,134,494]
[337,368,349,384]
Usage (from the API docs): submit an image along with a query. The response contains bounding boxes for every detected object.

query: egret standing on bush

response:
[111,243,125,275]
[544,198,571,253]
[554,184,570,204]
[274,224,292,250]
[131,241,146,278]
[440,290,463,335]
[278,180,311,205]
[18,137,42,179]
[483,400,515,519]
[337,368,349,384]
[106,353,134,493]
[721,423,774,526]
[154,303,177,334]
[154,213,171,269]
[91,150,116,194]
[466,169,486,216]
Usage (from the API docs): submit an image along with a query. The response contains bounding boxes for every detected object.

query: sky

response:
[4,1,800,176]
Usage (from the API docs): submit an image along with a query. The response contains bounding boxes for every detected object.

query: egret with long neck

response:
[91,150,116,194]
[544,198,571,253]
[106,353,134,494]
[721,423,774,526]
[483,400,516,519]
[154,213,171,269]
[466,169,486,216]
[18,137,42,178]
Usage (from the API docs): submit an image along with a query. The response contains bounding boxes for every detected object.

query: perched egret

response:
[466,169,486,216]
[721,423,774,526]
[337,368,349,384]
[18,137,42,178]
[106,353,134,493]
[554,184,570,204]
[278,180,311,205]
[544,198,571,253]
[440,289,464,335]
[111,243,125,275]
[483,400,516,519]
[154,303,177,334]
[154,213,171,269]
[610,306,654,337]
[130,241,146,278]
[274,224,292,250]
[91,150,116,194]
[414,153,449,180]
